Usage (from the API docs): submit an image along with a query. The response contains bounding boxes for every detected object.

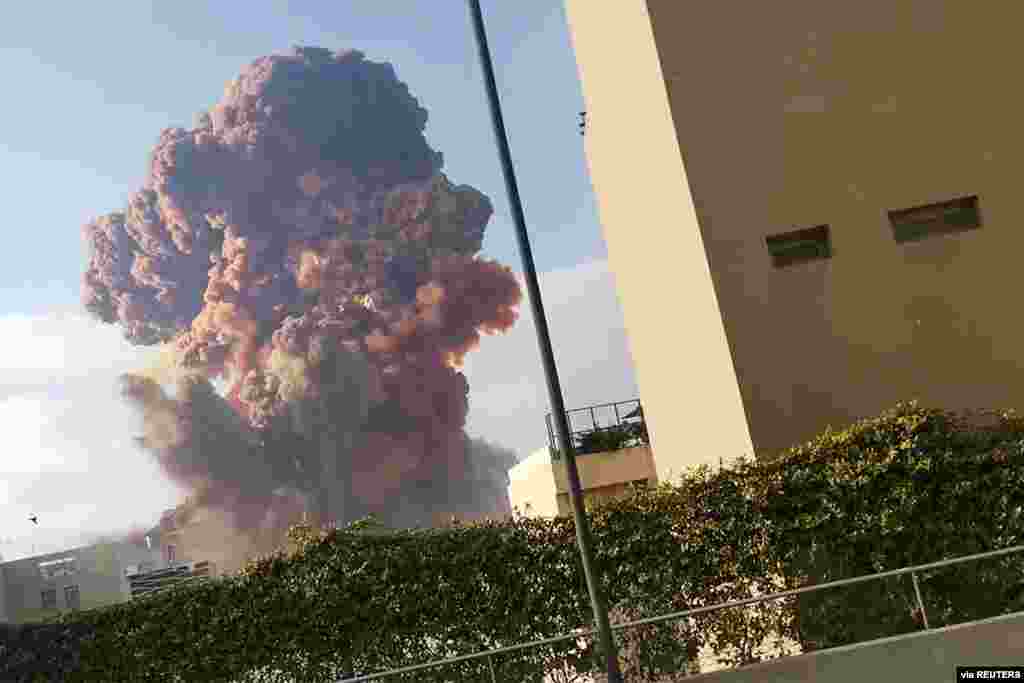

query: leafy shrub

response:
[5,402,1023,681]
[754,402,1024,649]
[575,421,647,454]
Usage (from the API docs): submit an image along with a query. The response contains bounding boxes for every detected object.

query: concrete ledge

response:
[552,445,657,494]
[689,610,1024,682]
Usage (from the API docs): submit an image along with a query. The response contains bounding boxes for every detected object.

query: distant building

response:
[126,559,216,599]
[0,540,162,624]
[136,498,232,574]
[0,498,227,624]
[139,498,276,578]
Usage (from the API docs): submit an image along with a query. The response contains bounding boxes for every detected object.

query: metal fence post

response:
[487,653,498,683]
[546,412,556,458]
[910,571,931,629]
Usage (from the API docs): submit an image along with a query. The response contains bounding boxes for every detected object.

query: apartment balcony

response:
[545,399,657,516]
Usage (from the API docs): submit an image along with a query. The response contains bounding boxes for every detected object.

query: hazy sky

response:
[0,2,638,561]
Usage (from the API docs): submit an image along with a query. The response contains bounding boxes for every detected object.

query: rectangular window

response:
[166,544,176,564]
[765,225,831,268]
[64,585,80,611]
[889,195,981,243]
[40,588,57,609]
[38,556,76,580]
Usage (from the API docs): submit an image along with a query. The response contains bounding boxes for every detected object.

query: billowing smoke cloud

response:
[80,46,522,569]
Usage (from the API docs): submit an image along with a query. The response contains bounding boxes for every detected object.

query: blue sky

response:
[0,2,638,560]
[0,1,605,313]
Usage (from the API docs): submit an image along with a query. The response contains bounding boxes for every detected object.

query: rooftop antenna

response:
[29,515,39,556]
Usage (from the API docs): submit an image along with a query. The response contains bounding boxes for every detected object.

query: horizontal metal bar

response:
[555,424,648,439]
[344,543,1024,681]
[346,629,587,681]
[610,543,1024,633]
[546,399,641,420]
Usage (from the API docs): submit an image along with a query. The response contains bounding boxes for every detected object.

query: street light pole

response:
[466,3,624,680]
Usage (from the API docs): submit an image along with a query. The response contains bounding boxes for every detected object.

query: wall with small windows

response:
[0,541,160,624]
[567,0,1024,463]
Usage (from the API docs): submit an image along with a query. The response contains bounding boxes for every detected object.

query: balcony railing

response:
[545,399,648,459]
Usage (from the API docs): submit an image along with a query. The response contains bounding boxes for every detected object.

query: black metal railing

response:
[545,399,648,459]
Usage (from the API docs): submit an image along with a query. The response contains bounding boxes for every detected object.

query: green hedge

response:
[4,402,1023,681]
[757,402,1024,649]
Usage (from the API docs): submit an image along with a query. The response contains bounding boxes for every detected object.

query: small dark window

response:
[64,585,80,611]
[889,195,981,243]
[40,588,56,609]
[765,225,831,268]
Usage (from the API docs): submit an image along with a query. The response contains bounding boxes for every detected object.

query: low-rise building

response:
[0,499,222,624]
[0,540,161,624]
[545,398,657,516]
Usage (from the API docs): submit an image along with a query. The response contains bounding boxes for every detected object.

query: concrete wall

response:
[563,0,755,480]
[552,445,658,495]
[689,611,1024,682]
[565,0,1024,460]
[552,445,657,516]
[556,480,649,517]
[509,445,657,520]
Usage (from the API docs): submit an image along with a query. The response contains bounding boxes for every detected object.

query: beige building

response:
[564,1,1024,477]
[507,443,654,519]
[526,399,660,516]
[551,443,657,516]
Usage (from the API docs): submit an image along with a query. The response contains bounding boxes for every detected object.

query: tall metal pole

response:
[467,3,623,680]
